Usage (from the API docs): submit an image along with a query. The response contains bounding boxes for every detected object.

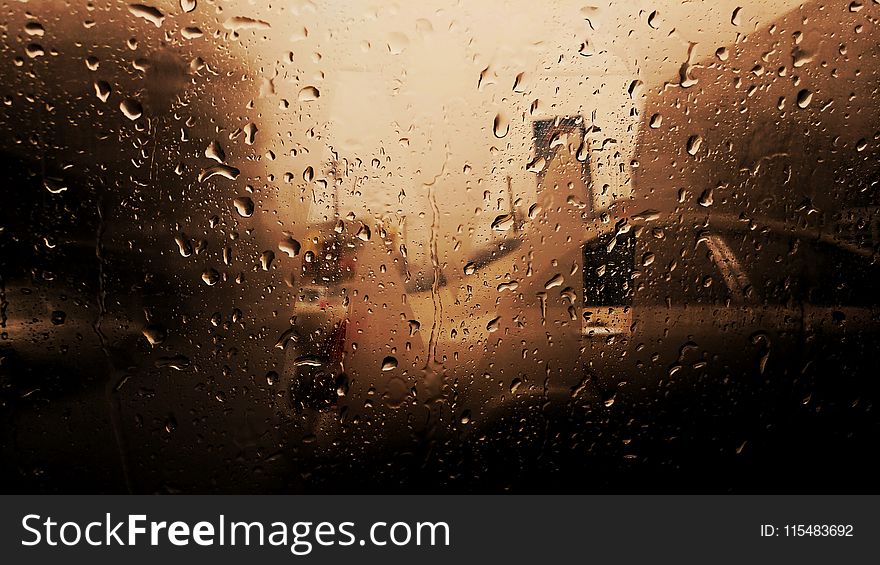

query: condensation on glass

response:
[1,0,878,493]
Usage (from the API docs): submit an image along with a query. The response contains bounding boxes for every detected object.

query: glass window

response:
[2,0,878,494]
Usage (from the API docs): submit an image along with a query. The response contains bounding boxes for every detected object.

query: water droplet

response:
[233,196,254,217]
[628,79,644,99]
[180,0,196,13]
[294,356,323,367]
[156,354,190,370]
[578,40,595,57]
[383,377,406,408]
[201,268,220,286]
[142,324,167,346]
[356,224,371,241]
[381,356,398,371]
[493,113,509,138]
[526,156,546,173]
[25,43,45,58]
[686,134,703,156]
[298,86,320,101]
[291,26,309,42]
[244,122,258,145]
[119,98,143,120]
[731,7,743,26]
[408,320,421,336]
[260,250,274,271]
[266,371,278,386]
[24,22,45,37]
[792,49,814,68]
[486,316,501,333]
[223,16,271,31]
[174,233,193,257]
[544,274,564,289]
[698,187,714,207]
[649,113,662,128]
[464,262,477,275]
[198,164,240,182]
[460,410,471,424]
[181,27,203,39]
[387,32,409,55]
[205,140,225,163]
[94,80,111,102]
[279,237,301,257]
[491,213,514,231]
[796,89,813,109]
[43,177,67,194]
[128,4,165,28]
[680,42,699,87]
[497,280,519,292]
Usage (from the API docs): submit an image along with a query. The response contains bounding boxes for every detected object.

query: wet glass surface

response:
[1,0,878,493]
